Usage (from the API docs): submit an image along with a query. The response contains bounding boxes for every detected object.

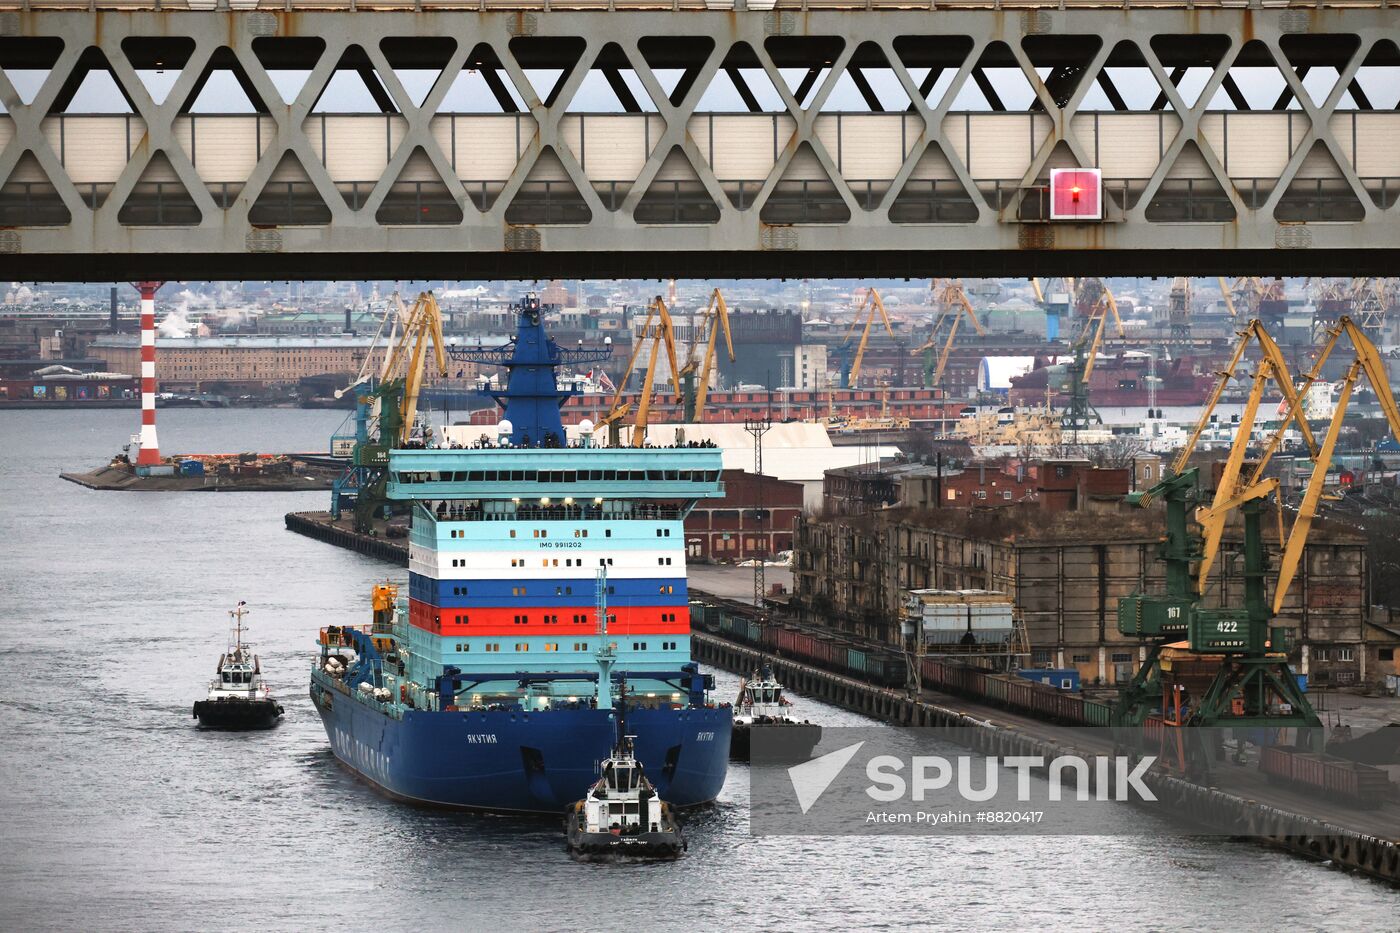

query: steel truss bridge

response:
[0,4,1397,280]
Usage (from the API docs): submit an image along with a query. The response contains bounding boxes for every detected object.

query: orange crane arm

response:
[1218,277,1237,317]
[1273,360,1359,614]
[1171,323,1254,476]
[630,297,679,447]
[594,304,656,433]
[933,314,962,386]
[1195,355,1275,588]
[1082,309,1109,384]
[946,280,985,337]
[399,292,448,445]
[693,288,735,421]
[848,287,896,386]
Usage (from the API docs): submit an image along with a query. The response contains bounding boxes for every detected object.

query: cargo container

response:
[1016,668,1080,691]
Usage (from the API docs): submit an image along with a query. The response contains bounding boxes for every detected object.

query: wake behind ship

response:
[310,296,731,812]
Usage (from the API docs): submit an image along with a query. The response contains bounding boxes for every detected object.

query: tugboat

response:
[193,602,284,730]
[730,666,821,762]
[566,734,685,861]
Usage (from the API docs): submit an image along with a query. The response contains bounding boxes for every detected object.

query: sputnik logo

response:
[787,741,865,814]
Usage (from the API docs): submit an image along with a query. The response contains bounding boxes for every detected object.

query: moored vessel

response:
[730,666,821,762]
[193,602,284,730]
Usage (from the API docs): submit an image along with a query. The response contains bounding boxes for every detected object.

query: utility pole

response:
[745,389,773,610]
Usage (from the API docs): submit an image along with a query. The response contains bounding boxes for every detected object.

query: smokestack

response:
[344,305,352,334]
[110,286,118,333]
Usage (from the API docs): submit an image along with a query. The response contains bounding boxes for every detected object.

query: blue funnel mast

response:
[447,294,612,448]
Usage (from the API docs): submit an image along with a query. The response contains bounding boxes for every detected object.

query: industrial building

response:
[794,459,1389,689]
[84,334,484,391]
[683,469,804,562]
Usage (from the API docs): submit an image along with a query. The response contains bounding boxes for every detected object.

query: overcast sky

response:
[4,61,1396,113]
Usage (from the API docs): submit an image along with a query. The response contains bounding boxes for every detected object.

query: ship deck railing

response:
[429,505,687,523]
[312,667,406,721]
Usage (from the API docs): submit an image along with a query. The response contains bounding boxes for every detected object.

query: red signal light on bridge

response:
[1050,168,1102,221]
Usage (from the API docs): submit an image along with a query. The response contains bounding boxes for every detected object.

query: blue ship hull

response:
[311,675,731,813]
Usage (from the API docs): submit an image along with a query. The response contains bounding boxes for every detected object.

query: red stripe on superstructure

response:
[141,346,155,362]
[141,377,155,393]
[142,409,156,425]
[408,598,689,637]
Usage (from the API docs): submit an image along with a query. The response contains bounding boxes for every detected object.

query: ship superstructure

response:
[311,296,732,812]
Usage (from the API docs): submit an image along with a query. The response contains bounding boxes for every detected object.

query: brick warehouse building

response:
[685,468,804,562]
[794,480,1388,689]
[85,334,491,392]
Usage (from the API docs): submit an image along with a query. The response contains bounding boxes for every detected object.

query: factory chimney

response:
[109,287,118,332]
[344,305,353,334]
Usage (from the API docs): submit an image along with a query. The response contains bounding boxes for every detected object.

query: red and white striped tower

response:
[133,281,163,466]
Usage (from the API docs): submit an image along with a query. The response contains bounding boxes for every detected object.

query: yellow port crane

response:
[912,278,985,388]
[1263,317,1400,613]
[594,295,679,448]
[839,287,895,388]
[678,288,735,422]
[378,291,449,446]
[1218,276,1285,319]
[1148,319,1314,588]
[1191,316,1400,613]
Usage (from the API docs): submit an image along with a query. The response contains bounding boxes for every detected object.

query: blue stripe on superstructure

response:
[409,573,687,607]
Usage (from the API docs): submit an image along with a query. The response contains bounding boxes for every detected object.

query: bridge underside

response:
[1,9,1397,280]
[12,247,1400,282]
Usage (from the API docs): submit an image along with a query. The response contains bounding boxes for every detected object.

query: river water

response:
[0,409,1394,931]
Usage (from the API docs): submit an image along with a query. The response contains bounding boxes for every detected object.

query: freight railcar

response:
[1259,745,1390,809]
[698,600,1109,716]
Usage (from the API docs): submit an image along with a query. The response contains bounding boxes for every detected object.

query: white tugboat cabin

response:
[567,735,684,860]
[193,602,284,730]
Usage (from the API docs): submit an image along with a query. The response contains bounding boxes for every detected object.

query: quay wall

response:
[692,631,1400,887]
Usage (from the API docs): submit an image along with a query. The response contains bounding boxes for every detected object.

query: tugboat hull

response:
[565,825,685,861]
[731,721,822,762]
[193,698,284,730]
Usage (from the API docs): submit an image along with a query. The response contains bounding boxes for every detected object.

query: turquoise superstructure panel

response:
[419,518,686,552]
[386,447,726,501]
[402,626,692,690]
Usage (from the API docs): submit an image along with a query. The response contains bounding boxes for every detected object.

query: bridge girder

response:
[0,9,1397,280]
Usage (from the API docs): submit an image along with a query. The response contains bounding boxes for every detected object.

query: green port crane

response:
[1113,320,1313,731]
[330,291,447,533]
[1114,315,1400,743]
[1059,279,1123,439]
